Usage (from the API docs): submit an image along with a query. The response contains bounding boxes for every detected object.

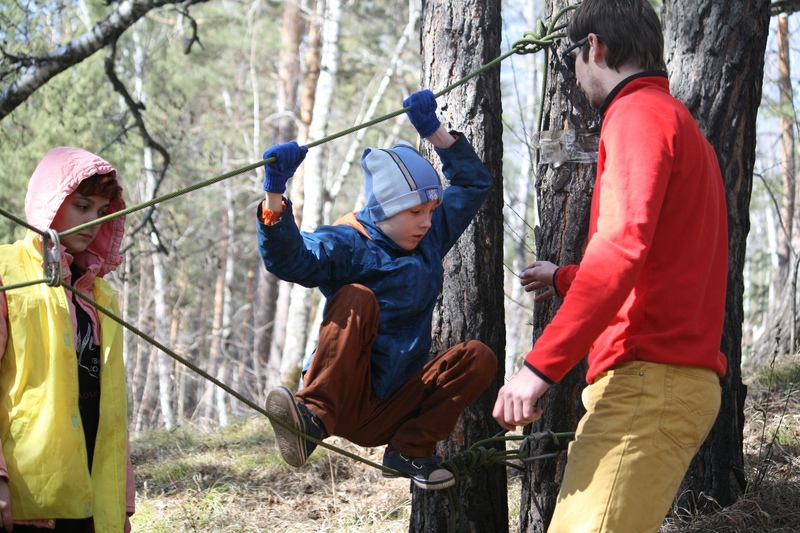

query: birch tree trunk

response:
[131,241,153,432]
[133,24,174,430]
[411,0,506,530]
[327,0,420,213]
[663,0,770,511]
[268,0,322,391]
[280,0,341,389]
[253,0,308,398]
[504,0,541,377]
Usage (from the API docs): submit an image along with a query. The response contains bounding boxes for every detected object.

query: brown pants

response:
[297,284,497,457]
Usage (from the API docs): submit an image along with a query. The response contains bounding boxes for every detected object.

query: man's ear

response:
[588,33,605,65]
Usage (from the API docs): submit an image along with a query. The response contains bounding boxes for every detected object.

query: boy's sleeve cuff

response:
[259,199,287,225]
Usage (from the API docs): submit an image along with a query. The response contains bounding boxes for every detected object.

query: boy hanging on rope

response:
[0,147,135,532]
[256,89,497,490]
[494,0,728,531]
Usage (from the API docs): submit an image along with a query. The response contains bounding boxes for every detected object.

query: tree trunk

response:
[131,241,152,432]
[410,0,505,531]
[662,0,771,512]
[200,226,228,426]
[133,22,175,431]
[268,0,323,391]
[213,181,237,427]
[327,1,420,214]
[775,13,795,296]
[518,2,598,530]
[280,0,342,390]
[504,0,541,378]
[254,0,309,397]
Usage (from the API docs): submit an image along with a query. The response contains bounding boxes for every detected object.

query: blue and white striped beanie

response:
[361,140,443,222]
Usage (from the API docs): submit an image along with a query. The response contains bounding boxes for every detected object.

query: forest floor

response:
[129,356,800,532]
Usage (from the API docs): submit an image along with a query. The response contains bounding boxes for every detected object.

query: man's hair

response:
[76,173,121,202]
[568,0,665,72]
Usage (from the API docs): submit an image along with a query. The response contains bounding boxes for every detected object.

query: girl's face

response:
[375,199,438,251]
[51,191,110,254]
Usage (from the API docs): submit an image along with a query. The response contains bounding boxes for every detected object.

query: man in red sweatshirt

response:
[493,1,728,531]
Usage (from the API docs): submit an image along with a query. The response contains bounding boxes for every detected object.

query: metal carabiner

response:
[42,229,62,287]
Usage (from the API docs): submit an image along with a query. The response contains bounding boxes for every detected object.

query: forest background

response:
[1,0,800,530]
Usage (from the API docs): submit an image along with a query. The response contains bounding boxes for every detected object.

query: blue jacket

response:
[257,134,492,398]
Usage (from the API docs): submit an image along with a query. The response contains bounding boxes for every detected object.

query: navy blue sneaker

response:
[382,448,455,490]
[266,386,325,467]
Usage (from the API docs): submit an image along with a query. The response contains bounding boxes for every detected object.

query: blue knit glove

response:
[403,90,441,138]
[262,141,308,194]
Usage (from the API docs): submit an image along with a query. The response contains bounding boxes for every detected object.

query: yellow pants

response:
[549,361,721,533]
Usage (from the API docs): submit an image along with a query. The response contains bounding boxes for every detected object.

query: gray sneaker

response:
[266,386,325,467]
[382,448,455,490]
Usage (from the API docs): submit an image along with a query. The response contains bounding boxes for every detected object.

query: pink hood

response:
[24,147,126,279]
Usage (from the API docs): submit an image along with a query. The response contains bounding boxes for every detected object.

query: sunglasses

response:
[561,34,602,73]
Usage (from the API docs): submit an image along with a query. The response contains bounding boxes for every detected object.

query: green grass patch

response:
[751,356,800,391]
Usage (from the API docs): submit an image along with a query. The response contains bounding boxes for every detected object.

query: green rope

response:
[0,206,42,235]
[61,281,401,476]
[440,431,576,533]
[0,278,52,292]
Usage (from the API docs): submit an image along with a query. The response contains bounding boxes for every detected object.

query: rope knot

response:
[444,446,501,481]
[513,20,564,56]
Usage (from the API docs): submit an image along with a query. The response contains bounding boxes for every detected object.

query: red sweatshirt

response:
[525,73,728,384]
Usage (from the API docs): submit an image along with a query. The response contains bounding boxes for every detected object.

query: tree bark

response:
[505,0,541,379]
[775,14,795,296]
[250,0,306,403]
[268,0,323,391]
[411,0,505,531]
[281,0,342,389]
[519,2,598,529]
[663,0,771,512]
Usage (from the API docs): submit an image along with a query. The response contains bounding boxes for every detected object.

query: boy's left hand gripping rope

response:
[42,229,62,287]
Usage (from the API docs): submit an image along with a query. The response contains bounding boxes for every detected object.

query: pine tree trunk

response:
[519,2,598,529]
[663,0,771,511]
[775,14,795,296]
[410,0,505,531]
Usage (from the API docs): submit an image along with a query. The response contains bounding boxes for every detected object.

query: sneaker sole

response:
[266,386,307,468]
[412,476,455,491]
[382,470,456,491]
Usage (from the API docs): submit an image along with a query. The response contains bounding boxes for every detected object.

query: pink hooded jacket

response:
[0,147,135,527]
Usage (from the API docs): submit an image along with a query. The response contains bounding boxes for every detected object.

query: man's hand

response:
[520,260,558,302]
[0,478,12,532]
[493,365,550,431]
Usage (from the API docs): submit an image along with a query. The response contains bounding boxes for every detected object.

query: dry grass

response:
[130,421,417,532]
[130,359,800,532]
[661,355,800,533]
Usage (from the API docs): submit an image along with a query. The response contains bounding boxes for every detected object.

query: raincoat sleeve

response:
[0,277,9,481]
